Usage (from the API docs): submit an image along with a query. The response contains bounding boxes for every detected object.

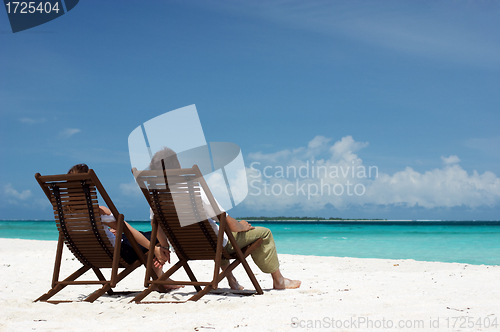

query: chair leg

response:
[131,260,183,303]
[223,240,264,295]
[182,261,202,292]
[85,282,115,302]
[35,266,91,302]
[51,234,64,288]
[191,254,261,301]
[85,261,142,303]
[85,284,112,303]
[92,267,114,295]
[216,258,240,284]
[188,285,213,301]
[238,240,264,295]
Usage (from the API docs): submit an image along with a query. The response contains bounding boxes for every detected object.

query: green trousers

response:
[222,226,279,274]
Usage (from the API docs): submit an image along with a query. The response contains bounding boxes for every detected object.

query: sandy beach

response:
[1,238,499,331]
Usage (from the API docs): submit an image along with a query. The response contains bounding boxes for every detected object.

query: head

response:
[68,163,89,174]
[149,147,181,170]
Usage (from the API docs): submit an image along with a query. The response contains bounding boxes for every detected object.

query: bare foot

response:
[152,285,184,293]
[153,278,184,292]
[164,284,184,290]
[221,265,244,290]
[273,278,301,290]
[227,276,244,290]
[271,268,301,289]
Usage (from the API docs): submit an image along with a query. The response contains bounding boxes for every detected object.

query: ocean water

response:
[1,220,499,266]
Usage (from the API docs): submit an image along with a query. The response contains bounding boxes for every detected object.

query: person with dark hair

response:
[149,148,301,290]
[68,163,181,290]
[68,163,89,174]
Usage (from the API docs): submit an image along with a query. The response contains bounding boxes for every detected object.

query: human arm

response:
[151,214,171,267]
[151,214,170,249]
[100,206,170,265]
[198,187,253,233]
[125,225,169,266]
[225,215,255,233]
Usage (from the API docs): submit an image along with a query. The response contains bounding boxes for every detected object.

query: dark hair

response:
[149,147,181,170]
[68,163,89,174]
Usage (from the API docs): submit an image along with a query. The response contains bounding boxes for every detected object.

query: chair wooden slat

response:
[131,166,263,303]
[35,170,152,303]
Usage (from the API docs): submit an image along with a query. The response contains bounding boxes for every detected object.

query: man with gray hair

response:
[149,147,301,290]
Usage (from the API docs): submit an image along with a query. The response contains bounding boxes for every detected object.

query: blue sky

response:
[1,0,499,220]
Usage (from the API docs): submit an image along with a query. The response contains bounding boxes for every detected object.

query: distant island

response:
[236,216,387,221]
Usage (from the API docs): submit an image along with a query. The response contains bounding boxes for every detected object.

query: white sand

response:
[1,238,499,332]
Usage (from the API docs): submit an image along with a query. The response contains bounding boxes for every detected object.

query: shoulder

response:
[99,206,111,215]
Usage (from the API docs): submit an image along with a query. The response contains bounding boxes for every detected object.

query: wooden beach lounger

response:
[34,170,155,303]
[131,165,264,303]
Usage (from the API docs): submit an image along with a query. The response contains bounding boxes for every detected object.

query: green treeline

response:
[237,216,387,221]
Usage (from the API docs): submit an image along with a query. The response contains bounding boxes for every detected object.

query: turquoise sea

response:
[1,220,499,266]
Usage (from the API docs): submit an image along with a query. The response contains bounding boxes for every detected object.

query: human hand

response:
[153,246,170,268]
[237,220,255,232]
[159,246,170,264]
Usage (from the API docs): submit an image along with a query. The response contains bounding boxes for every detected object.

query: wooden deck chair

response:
[131,165,264,303]
[35,170,157,303]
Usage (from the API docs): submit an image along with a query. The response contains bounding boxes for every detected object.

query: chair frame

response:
[131,165,264,303]
[35,170,157,303]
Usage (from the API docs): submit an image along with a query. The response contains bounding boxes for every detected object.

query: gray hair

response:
[149,147,181,170]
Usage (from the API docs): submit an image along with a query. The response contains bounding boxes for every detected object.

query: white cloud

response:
[4,184,31,203]
[330,136,368,161]
[441,155,460,165]
[243,136,500,212]
[308,135,331,149]
[60,128,81,138]
[366,166,500,208]
[226,167,249,205]
[20,117,46,124]
[34,198,52,210]
[205,171,232,212]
